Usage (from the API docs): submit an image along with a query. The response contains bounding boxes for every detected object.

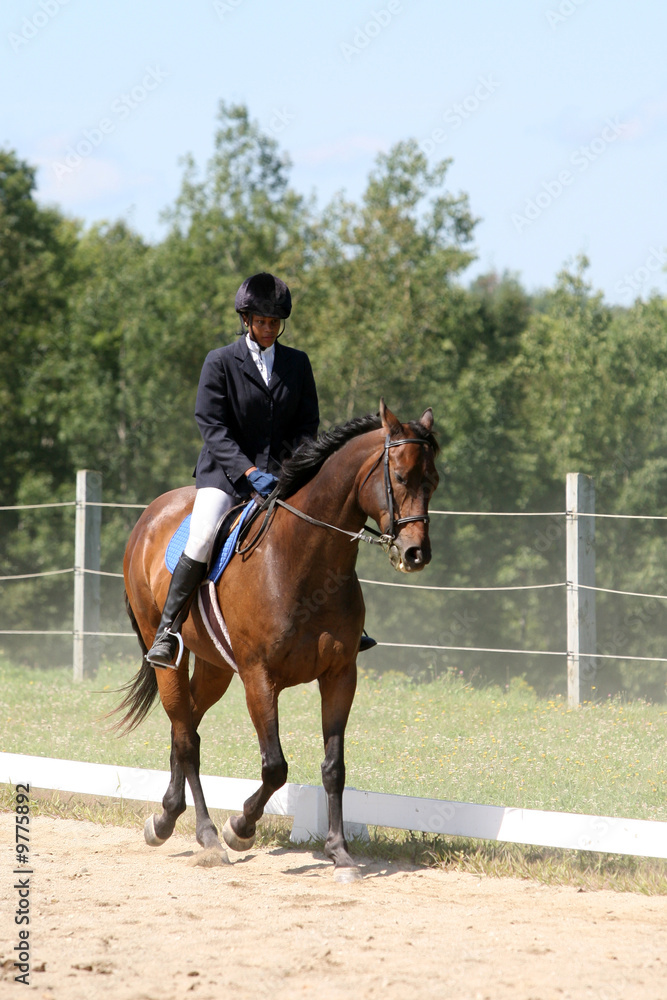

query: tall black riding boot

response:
[146,553,207,669]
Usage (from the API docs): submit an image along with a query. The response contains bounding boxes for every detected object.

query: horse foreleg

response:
[223,669,287,852]
[318,663,361,880]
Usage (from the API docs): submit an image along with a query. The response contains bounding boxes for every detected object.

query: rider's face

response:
[246,314,281,350]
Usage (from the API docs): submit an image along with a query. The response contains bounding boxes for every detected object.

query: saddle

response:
[164,500,257,673]
[165,500,255,583]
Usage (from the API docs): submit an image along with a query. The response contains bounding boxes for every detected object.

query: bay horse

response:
[114,400,439,880]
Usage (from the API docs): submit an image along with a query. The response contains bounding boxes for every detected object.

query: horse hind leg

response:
[144,726,187,846]
[145,655,228,857]
[223,670,287,852]
[144,652,190,847]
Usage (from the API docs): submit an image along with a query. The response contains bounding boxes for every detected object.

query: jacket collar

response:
[234,335,286,394]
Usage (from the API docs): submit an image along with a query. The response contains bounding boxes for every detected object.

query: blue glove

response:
[247,469,278,498]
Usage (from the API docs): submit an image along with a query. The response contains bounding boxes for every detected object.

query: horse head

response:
[361,399,439,573]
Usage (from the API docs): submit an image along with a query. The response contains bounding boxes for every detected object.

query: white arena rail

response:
[2,752,665,860]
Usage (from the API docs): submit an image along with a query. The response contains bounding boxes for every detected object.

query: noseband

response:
[359,434,432,542]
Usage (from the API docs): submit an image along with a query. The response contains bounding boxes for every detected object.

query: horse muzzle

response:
[388,539,431,573]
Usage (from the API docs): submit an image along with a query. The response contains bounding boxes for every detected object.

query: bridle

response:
[236,433,433,555]
[358,434,432,542]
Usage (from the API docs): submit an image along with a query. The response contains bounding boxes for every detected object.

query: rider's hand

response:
[246,469,278,498]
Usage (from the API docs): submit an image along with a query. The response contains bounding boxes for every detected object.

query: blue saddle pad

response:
[165,502,255,583]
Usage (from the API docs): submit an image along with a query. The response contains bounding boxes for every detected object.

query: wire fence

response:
[3,495,667,668]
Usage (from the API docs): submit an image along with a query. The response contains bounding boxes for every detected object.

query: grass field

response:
[1,656,665,822]
[2,657,666,893]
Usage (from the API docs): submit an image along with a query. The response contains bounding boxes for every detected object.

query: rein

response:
[235,492,387,556]
[235,434,432,556]
[276,499,391,545]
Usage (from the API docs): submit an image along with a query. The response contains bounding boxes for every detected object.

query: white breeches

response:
[184,487,237,563]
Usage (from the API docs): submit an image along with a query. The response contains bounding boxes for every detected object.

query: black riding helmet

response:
[235,272,292,320]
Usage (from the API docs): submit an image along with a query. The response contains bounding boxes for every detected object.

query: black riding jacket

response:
[193,336,319,498]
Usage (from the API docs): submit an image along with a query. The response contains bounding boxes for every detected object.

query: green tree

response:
[158,101,314,348]
[296,140,477,424]
[0,150,80,660]
[3,122,666,698]
[0,149,78,502]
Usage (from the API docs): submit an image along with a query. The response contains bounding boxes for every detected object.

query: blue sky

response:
[3,0,667,304]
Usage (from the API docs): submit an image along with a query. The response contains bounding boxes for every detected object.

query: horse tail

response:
[107,591,159,735]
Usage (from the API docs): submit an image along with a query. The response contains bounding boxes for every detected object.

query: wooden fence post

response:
[566,473,596,707]
[73,470,102,681]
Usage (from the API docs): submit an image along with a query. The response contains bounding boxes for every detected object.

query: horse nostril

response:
[404,546,423,568]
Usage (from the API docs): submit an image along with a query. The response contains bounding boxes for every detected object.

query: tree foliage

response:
[2,106,667,699]
[0,150,78,501]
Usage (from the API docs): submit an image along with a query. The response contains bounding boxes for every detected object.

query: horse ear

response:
[419,407,434,432]
[379,398,402,436]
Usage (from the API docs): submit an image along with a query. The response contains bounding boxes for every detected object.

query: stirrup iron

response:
[147,629,184,670]
[171,631,184,668]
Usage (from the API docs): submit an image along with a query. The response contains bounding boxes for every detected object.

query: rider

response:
[146,272,376,669]
[146,271,318,668]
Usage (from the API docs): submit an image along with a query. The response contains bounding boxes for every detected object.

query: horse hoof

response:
[144,814,167,847]
[222,817,256,852]
[334,865,363,884]
[189,847,231,867]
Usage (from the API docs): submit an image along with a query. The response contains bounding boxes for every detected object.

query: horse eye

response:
[394,472,407,486]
